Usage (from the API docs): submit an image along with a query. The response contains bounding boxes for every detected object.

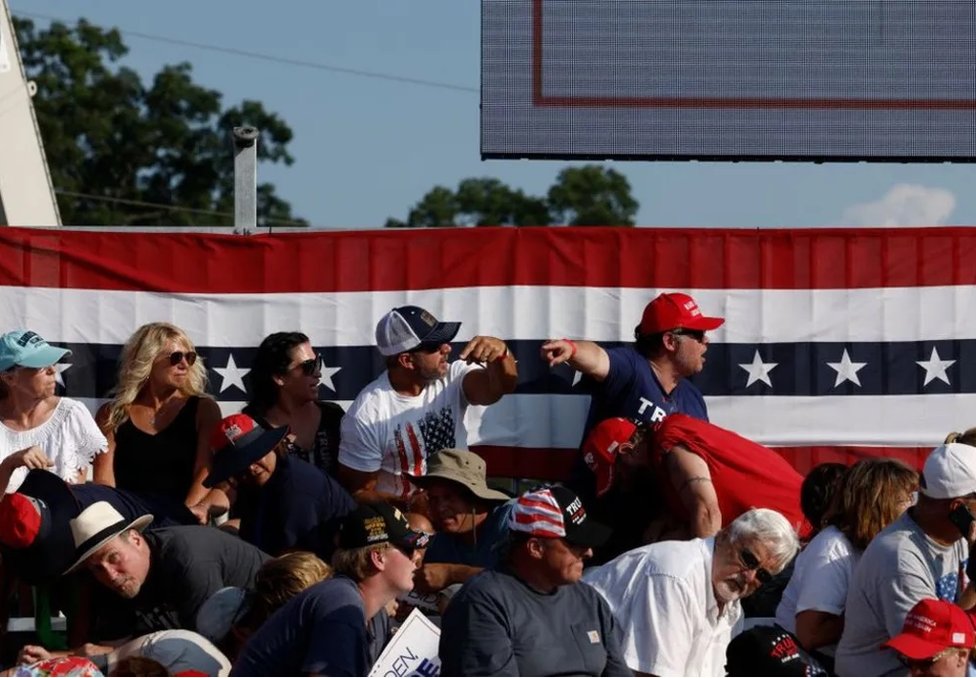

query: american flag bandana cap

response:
[509,484,612,548]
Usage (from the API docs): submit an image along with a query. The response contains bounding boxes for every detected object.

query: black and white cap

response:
[374,305,460,357]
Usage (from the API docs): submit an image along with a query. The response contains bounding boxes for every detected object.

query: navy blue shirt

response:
[237,454,356,560]
[424,500,514,569]
[232,576,370,677]
[582,345,708,438]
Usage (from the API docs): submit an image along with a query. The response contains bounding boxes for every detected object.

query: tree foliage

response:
[13,17,304,226]
[386,166,638,227]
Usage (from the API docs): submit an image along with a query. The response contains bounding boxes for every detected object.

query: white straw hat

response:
[64,501,152,574]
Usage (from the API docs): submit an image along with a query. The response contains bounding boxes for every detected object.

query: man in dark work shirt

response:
[65,501,268,640]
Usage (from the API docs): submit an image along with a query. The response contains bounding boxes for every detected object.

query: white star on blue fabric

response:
[54,362,71,387]
[738,350,778,388]
[916,347,955,386]
[214,353,249,394]
[317,359,342,393]
[826,349,867,388]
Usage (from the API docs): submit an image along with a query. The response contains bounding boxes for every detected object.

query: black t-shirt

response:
[93,525,269,639]
[247,401,344,478]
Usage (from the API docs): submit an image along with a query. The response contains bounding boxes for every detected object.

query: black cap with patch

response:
[338,502,430,550]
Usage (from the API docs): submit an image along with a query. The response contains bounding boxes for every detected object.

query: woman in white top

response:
[0,330,107,493]
[775,458,918,655]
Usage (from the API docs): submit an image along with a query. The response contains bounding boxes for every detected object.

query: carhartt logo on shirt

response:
[587,630,600,644]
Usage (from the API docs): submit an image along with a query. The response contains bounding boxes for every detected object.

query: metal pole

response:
[232,126,259,234]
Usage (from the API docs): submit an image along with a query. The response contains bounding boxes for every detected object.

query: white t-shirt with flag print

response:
[339,360,478,498]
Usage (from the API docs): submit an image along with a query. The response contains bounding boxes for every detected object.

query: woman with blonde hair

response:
[775,457,918,662]
[94,322,222,521]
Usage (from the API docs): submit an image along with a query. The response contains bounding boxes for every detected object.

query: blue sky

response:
[9,0,975,229]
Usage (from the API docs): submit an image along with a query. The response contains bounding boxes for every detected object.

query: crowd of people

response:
[0,293,973,676]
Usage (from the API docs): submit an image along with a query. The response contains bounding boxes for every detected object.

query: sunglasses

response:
[168,351,197,366]
[394,543,418,559]
[669,328,706,343]
[293,354,322,376]
[739,548,773,584]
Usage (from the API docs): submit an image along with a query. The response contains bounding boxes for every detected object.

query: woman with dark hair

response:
[799,462,848,538]
[775,458,918,659]
[243,332,344,477]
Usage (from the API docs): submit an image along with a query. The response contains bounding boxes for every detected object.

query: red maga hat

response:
[883,598,976,660]
[639,292,724,335]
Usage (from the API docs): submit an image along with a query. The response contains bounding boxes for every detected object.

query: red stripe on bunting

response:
[1,226,975,294]
[476,445,930,482]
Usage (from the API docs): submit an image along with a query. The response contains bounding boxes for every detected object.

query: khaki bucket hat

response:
[409,448,509,503]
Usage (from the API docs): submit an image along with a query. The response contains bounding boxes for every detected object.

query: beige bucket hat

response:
[409,448,510,502]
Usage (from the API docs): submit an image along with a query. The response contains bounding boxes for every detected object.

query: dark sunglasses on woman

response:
[168,351,197,366]
[295,354,323,376]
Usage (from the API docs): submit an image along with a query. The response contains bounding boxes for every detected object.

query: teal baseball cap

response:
[0,331,71,371]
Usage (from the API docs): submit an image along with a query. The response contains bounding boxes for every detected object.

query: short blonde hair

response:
[249,551,332,623]
[332,543,389,581]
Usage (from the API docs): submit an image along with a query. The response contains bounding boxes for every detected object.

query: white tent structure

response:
[0,0,60,226]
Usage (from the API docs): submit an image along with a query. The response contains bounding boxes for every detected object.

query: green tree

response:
[547,166,638,226]
[386,165,637,227]
[14,17,304,227]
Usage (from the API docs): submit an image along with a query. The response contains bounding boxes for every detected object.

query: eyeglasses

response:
[168,351,197,366]
[669,328,706,343]
[739,548,773,584]
[292,354,322,376]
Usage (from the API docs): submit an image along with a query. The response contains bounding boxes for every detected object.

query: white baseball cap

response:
[920,443,976,499]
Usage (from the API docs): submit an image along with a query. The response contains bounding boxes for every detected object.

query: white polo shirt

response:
[583,538,742,677]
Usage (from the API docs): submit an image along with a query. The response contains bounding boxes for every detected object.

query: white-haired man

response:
[584,508,800,676]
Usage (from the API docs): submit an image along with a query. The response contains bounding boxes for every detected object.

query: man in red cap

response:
[541,291,723,439]
[570,417,666,564]
[882,598,974,676]
[574,414,804,562]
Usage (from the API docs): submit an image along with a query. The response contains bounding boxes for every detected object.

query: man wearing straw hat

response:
[65,501,269,638]
[407,447,513,593]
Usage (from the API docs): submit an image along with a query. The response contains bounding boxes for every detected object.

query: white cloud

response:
[839,184,956,227]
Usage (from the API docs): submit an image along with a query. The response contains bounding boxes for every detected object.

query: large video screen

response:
[482,0,976,161]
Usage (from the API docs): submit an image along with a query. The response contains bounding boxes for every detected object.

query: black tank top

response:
[113,396,200,501]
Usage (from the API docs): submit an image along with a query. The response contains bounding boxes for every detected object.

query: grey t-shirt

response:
[439,568,632,677]
[835,511,967,677]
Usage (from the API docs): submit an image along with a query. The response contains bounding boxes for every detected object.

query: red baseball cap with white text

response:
[639,292,724,335]
[882,598,976,660]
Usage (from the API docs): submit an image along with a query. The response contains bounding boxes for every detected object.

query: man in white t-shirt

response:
[338,305,518,504]
[583,508,800,676]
